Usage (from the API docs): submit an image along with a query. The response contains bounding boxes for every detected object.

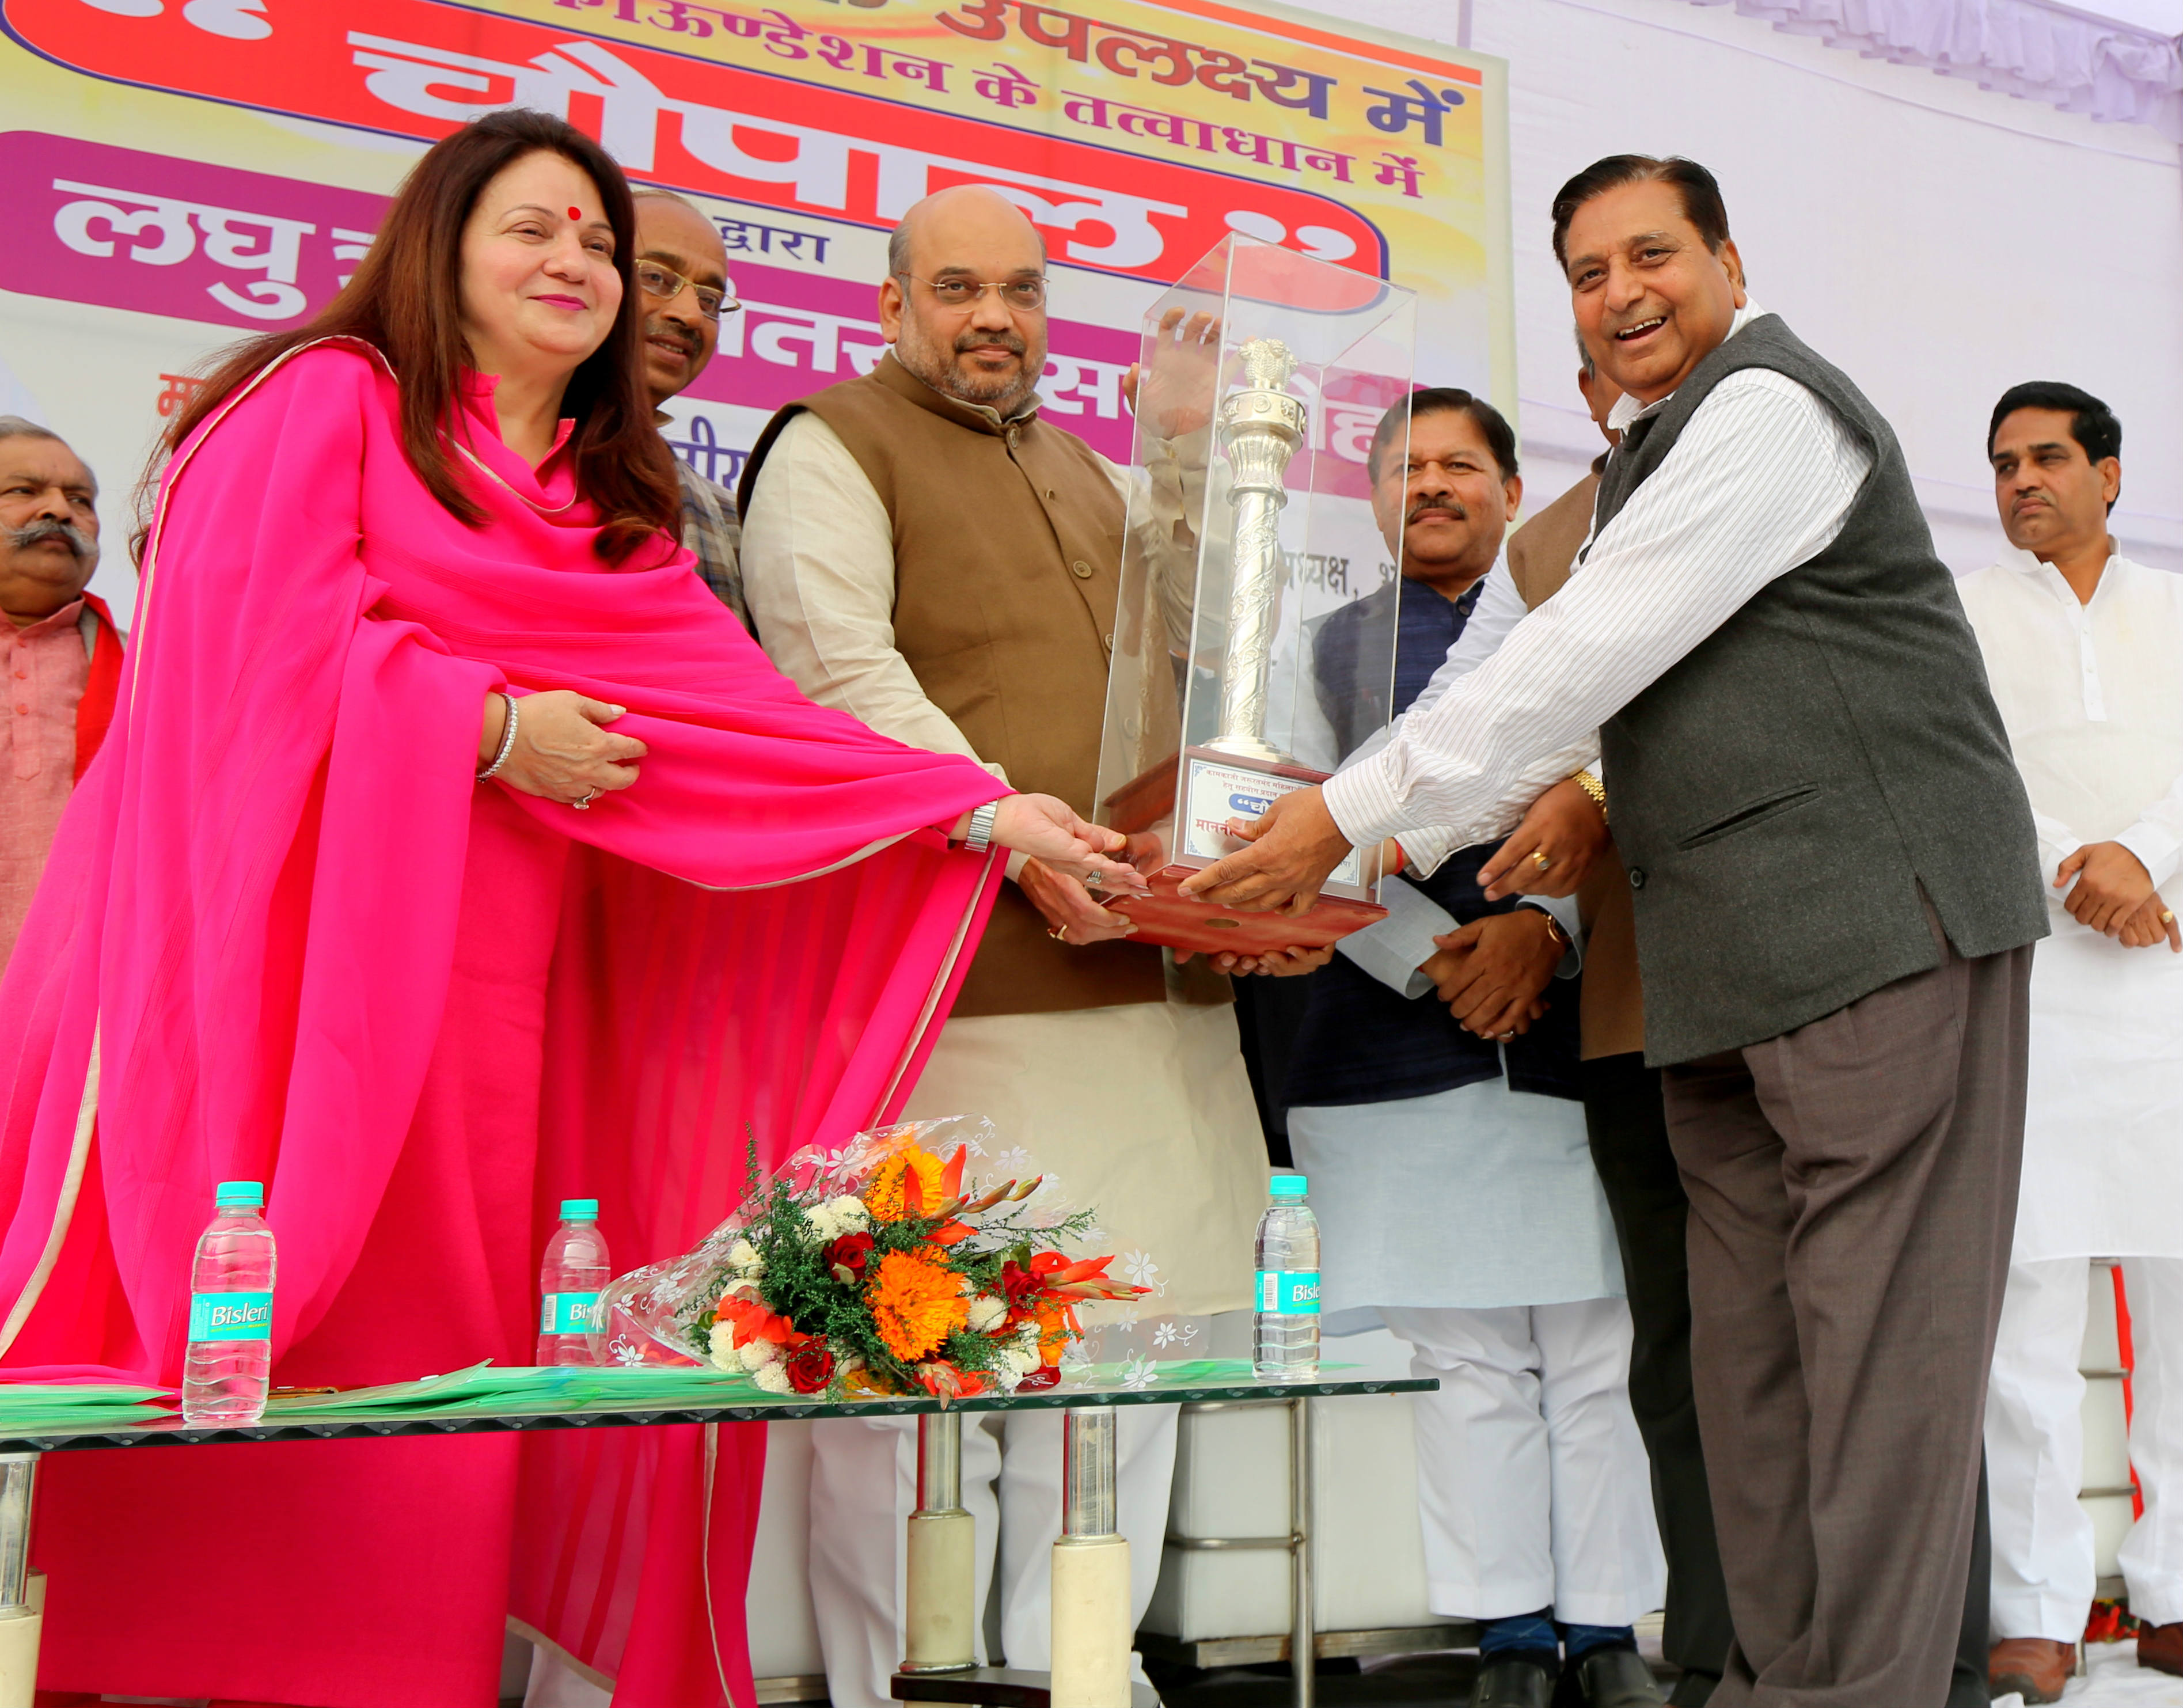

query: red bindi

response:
[567,206,582,220]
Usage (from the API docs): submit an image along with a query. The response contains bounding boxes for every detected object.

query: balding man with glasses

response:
[632,188,750,631]
[738,184,1270,1708]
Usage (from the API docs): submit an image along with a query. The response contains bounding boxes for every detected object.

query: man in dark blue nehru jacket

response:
[1183,155,2046,1708]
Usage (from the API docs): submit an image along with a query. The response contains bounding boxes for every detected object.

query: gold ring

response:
[2165,910,2176,924]
[1530,851,1551,871]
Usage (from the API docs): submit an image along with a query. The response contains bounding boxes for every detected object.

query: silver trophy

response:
[1207,337,1309,765]
[1090,234,1415,955]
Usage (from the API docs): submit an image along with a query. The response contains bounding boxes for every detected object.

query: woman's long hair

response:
[153,111,679,564]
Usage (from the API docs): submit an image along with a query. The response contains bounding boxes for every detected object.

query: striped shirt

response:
[1324,305,1874,861]
[677,460,753,636]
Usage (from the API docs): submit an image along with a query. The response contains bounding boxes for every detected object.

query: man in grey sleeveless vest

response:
[1183,157,2045,1708]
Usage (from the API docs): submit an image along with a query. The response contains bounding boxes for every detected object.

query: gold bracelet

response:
[1570,768,1607,823]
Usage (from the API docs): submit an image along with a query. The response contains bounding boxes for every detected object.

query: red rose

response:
[826,1232,876,1284]
[785,1341,836,1395]
[1015,1364,1061,1391]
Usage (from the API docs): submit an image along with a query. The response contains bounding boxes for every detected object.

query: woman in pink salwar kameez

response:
[0,112,1141,1708]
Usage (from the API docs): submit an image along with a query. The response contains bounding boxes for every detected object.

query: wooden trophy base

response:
[1103,870,1386,956]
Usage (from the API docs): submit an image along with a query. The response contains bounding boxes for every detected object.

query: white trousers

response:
[1381,1300,1664,1627]
[1987,1256,2183,1635]
[807,1406,1180,1708]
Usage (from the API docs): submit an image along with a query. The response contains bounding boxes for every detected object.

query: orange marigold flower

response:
[870,1250,969,1361]
[862,1145,948,1222]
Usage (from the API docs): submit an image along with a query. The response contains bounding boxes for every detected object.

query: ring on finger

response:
[571,787,600,810]
[1530,851,1551,872]
[1047,925,1070,943]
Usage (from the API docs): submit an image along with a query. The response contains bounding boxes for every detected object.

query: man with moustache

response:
[1286,390,1665,1708]
[736,185,1265,1708]
[632,188,749,631]
[1960,384,2183,1702]
[1181,154,2046,1708]
[0,417,119,969]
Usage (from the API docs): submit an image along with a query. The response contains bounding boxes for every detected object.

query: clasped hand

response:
[1422,908,1565,1040]
[2057,841,2181,951]
[480,689,646,806]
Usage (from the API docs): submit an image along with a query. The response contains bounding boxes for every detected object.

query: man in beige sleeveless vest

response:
[737,186,1267,1708]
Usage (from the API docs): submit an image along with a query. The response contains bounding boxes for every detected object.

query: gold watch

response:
[1570,768,1608,822]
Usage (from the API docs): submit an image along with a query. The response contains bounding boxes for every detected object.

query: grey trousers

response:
[1662,925,2032,1708]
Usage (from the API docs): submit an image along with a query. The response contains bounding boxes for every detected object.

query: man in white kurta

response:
[737,187,1266,1708]
[1960,382,2183,1703]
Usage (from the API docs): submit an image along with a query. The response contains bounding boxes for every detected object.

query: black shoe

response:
[1575,1648,1666,1707]
[1472,1654,1557,1708]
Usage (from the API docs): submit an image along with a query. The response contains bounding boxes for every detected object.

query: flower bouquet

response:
[596,1117,1150,1401]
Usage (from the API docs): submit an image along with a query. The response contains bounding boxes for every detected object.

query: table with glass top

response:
[0,1364,1434,1708]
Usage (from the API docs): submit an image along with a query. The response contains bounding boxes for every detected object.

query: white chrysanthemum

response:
[804,1204,841,1243]
[966,1295,1008,1334]
[999,1341,1042,1377]
[727,1239,764,1278]
[738,1338,783,1372]
[825,1195,870,1231]
[751,1360,794,1394]
[707,1321,738,1372]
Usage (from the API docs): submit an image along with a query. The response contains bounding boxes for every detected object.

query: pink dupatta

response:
[0,340,1007,1705]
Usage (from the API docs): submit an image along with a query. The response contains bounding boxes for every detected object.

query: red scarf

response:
[72,590,122,782]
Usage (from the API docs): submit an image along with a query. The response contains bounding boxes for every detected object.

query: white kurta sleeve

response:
[741,412,1001,776]
[2117,781,2183,889]
[1337,876,1457,999]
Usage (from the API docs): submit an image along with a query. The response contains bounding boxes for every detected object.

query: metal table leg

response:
[889,1407,1154,1708]
[1289,1396,1313,1708]
[1051,1407,1129,1708]
[904,1413,977,1674]
[0,1453,39,1708]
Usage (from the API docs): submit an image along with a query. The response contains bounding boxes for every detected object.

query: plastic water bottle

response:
[537,1199,610,1367]
[1253,1174,1320,1379]
[181,1181,276,1425]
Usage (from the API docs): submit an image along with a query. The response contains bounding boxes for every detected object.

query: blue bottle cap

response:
[560,1199,599,1221]
[1270,1175,1308,1198]
[215,1180,264,1209]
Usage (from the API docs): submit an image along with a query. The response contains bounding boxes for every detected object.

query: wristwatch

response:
[963,800,1000,855]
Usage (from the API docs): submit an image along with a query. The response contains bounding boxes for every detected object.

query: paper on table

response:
[0,1383,174,1426]
[260,1362,773,1417]
[255,1358,1366,1420]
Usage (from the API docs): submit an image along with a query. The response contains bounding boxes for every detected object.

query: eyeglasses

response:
[635,260,738,321]
[901,273,1047,312]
